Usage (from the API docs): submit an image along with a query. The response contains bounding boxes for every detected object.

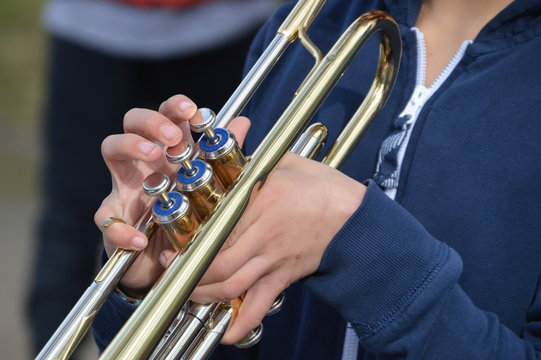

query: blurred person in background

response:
[27,0,279,356]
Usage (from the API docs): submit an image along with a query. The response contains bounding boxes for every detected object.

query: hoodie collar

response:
[382,0,420,27]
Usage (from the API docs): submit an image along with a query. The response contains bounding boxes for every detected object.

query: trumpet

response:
[36,0,401,359]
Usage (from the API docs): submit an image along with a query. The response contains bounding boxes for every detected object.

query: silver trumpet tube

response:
[36,12,297,360]
[36,0,401,358]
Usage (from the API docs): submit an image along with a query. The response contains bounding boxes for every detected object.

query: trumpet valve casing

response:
[152,192,200,252]
[191,108,247,187]
[176,160,225,220]
[199,129,247,188]
[143,172,200,251]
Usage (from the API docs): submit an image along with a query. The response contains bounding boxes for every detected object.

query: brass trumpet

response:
[36,0,401,359]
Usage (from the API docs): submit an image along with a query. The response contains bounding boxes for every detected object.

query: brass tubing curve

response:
[100,11,400,360]
[322,13,401,169]
[278,0,326,42]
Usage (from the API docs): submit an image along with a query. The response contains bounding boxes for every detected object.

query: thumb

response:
[226,116,251,149]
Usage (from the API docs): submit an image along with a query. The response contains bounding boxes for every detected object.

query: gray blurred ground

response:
[0,1,97,358]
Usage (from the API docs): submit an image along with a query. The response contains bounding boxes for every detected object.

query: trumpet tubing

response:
[36,1,402,359]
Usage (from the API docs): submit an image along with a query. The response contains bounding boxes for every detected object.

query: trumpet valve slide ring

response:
[266,292,286,316]
[166,142,197,176]
[234,324,263,349]
[199,128,230,157]
[143,173,174,208]
[176,160,212,191]
[191,108,220,144]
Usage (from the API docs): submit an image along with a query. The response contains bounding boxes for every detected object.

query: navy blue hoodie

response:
[93,0,541,358]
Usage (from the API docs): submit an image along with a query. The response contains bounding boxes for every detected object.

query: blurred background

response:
[0,0,49,358]
[0,0,279,359]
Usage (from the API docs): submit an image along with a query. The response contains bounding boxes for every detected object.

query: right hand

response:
[94,95,250,295]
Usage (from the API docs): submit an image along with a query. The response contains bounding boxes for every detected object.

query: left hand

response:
[160,152,367,344]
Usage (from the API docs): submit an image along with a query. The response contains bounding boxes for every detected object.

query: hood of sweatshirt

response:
[382,0,541,55]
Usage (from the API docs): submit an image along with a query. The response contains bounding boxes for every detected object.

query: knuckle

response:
[243,313,262,331]
[212,258,232,282]
[123,108,140,128]
[161,95,189,115]
[257,191,276,210]
[142,112,163,132]
[267,180,288,202]
[278,275,292,289]
[160,99,175,115]
[220,279,242,300]
[94,207,106,228]
[94,195,115,227]
[116,135,133,155]
[101,135,116,155]
[158,99,169,113]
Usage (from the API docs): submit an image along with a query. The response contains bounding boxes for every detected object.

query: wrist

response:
[116,283,149,304]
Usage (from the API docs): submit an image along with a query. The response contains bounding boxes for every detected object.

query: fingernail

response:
[139,141,157,155]
[132,236,147,249]
[160,125,180,140]
[179,101,195,111]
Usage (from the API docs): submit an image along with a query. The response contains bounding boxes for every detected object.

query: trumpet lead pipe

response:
[36,212,156,360]
[37,25,292,360]
[214,34,290,128]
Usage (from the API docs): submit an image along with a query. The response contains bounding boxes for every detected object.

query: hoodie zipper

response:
[383,28,472,199]
[341,28,471,360]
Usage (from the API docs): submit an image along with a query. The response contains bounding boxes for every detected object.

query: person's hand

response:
[94,95,250,295]
[160,152,367,344]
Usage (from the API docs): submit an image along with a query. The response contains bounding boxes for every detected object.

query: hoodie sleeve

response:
[92,290,139,352]
[304,180,541,359]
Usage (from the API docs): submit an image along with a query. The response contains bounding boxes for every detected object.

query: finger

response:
[221,272,287,344]
[226,116,251,148]
[191,255,272,303]
[158,94,198,125]
[124,108,183,147]
[198,224,266,285]
[159,248,178,268]
[101,133,162,164]
[94,204,148,251]
[159,95,198,145]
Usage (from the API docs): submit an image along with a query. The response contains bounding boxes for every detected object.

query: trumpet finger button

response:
[143,173,173,208]
[190,108,219,144]
[166,141,193,164]
[166,141,197,176]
